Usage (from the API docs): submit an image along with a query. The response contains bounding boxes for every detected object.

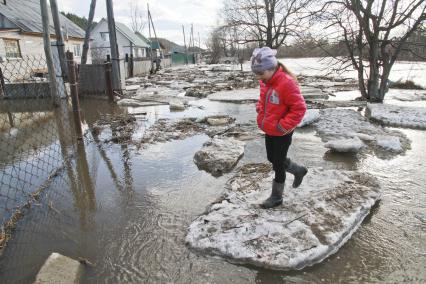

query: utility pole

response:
[106,0,121,91]
[40,0,59,103]
[148,8,162,59]
[81,0,97,65]
[50,0,68,80]
[49,0,68,80]
[191,23,194,50]
[147,3,154,73]
[188,26,192,51]
[182,25,188,65]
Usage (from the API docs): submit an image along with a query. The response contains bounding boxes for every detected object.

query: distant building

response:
[91,19,150,62]
[136,32,164,58]
[0,0,89,63]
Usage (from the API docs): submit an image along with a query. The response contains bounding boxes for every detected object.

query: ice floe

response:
[207,89,259,103]
[298,109,320,127]
[312,109,410,154]
[367,103,426,129]
[376,136,402,152]
[193,137,245,176]
[186,163,381,270]
[324,137,365,153]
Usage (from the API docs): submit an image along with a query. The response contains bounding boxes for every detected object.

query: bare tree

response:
[129,0,146,33]
[81,0,96,65]
[206,28,225,63]
[222,0,313,49]
[315,0,426,102]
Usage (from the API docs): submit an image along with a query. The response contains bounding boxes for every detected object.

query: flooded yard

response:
[0,64,425,283]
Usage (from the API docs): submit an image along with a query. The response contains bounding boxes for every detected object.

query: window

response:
[3,39,22,58]
[100,32,109,42]
[73,44,81,56]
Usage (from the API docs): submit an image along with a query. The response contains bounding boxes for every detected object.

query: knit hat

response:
[250,47,278,74]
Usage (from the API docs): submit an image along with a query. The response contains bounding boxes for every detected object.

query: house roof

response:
[150,41,161,49]
[0,0,85,38]
[135,31,151,46]
[114,20,149,48]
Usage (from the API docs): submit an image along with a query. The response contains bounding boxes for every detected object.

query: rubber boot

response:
[261,180,284,209]
[284,158,308,188]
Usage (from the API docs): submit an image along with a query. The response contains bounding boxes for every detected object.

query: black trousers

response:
[265,132,293,183]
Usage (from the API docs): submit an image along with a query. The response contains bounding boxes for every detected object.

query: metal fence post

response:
[66,51,83,140]
[105,61,114,102]
[130,53,134,78]
[0,67,5,98]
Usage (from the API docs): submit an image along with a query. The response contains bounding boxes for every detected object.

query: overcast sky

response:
[58,0,223,47]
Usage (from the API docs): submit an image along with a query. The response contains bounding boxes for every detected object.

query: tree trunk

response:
[81,0,96,65]
[357,68,368,100]
[367,44,382,102]
[378,61,393,101]
[265,0,273,47]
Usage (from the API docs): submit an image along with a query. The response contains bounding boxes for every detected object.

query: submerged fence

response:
[0,53,66,232]
[0,50,138,281]
[0,50,107,283]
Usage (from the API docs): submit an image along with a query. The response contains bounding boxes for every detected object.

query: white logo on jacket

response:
[269,90,280,104]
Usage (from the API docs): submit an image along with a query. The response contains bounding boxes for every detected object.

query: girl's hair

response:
[277,62,298,82]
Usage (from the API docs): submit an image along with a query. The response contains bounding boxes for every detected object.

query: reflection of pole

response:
[40,0,59,103]
[89,126,123,191]
[54,99,79,204]
[121,145,133,191]
[49,0,68,80]
[76,142,96,212]
[7,112,14,127]
[66,51,83,140]
[106,0,121,91]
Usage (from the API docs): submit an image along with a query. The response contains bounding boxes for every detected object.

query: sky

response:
[58,0,224,48]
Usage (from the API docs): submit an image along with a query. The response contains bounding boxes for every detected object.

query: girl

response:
[251,47,308,209]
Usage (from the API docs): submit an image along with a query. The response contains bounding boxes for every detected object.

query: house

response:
[135,32,162,58]
[0,0,89,63]
[91,19,150,63]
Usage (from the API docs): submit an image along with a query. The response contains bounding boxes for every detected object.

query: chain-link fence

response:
[0,53,78,259]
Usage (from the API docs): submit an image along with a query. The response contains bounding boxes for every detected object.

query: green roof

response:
[150,41,161,49]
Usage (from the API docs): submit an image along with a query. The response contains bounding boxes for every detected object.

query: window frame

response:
[100,32,109,42]
[3,38,22,59]
[73,44,81,57]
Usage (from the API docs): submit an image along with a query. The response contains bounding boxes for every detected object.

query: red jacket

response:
[256,67,306,136]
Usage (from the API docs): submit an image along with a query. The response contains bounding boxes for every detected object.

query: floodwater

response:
[0,94,425,283]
